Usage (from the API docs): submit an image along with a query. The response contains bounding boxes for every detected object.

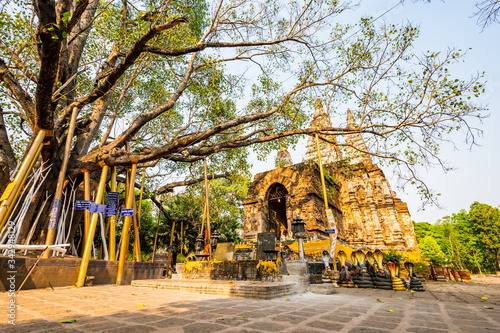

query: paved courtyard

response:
[2,280,500,332]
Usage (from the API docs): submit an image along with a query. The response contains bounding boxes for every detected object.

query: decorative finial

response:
[346,108,355,127]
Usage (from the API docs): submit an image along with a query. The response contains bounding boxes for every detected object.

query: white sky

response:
[249,0,500,223]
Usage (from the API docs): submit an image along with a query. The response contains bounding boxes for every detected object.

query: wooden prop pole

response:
[151,209,162,262]
[137,168,146,220]
[166,219,176,277]
[180,221,184,258]
[44,107,79,257]
[203,158,212,260]
[116,161,138,285]
[132,198,141,262]
[131,168,146,261]
[315,133,337,270]
[0,130,46,230]
[76,165,109,287]
[200,201,206,235]
[82,169,91,253]
[108,167,117,261]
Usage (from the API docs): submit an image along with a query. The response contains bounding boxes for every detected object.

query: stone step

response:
[309,284,337,295]
[131,279,297,300]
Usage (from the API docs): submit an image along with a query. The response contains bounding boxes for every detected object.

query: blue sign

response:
[74,200,91,210]
[89,202,106,214]
[106,192,119,205]
[48,199,61,229]
[105,205,117,217]
[121,208,134,217]
[325,228,336,234]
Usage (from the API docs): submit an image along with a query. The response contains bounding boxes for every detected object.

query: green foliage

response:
[415,202,500,273]
[0,0,490,249]
[0,0,488,204]
[469,202,500,272]
[412,261,430,275]
[133,175,250,261]
[383,247,406,263]
[418,236,447,266]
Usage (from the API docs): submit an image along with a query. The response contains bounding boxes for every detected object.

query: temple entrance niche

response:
[267,183,288,239]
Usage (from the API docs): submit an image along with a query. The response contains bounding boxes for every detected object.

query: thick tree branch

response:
[141,37,302,57]
[0,57,36,127]
[71,17,188,109]
[0,106,17,177]
[66,0,90,33]
[154,173,230,195]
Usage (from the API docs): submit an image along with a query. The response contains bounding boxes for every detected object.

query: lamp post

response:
[195,233,204,253]
[292,215,306,261]
[209,230,220,249]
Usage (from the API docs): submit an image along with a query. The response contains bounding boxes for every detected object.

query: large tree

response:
[415,202,500,273]
[0,0,486,246]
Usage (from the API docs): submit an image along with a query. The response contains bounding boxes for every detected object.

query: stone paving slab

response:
[1,281,500,332]
[131,279,296,299]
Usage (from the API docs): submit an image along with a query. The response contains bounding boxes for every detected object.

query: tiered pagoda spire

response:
[304,101,343,164]
[344,109,372,165]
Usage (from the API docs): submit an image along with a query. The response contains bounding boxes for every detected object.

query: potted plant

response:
[457,269,471,281]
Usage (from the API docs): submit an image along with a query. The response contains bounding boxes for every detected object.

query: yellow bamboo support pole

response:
[132,167,145,262]
[180,221,184,258]
[43,107,79,257]
[166,219,176,277]
[203,158,212,260]
[132,199,141,262]
[151,209,162,262]
[0,130,46,230]
[108,167,117,261]
[315,133,337,270]
[200,200,206,235]
[137,168,146,220]
[116,161,138,285]
[76,164,109,287]
[82,169,91,247]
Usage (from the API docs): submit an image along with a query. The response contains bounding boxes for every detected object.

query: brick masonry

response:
[243,104,418,252]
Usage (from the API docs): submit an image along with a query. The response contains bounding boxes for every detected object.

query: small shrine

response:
[243,104,418,252]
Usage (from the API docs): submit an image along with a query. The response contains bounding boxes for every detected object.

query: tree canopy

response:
[414,202,500,273]
[0,0,488,246]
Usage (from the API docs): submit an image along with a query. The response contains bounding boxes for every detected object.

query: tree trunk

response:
[455,243,464,270]
[0,107,17,192]
[472,249,483,275]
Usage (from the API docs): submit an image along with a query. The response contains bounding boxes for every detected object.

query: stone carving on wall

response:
[356,184,366,203]
[366,182,373,201]
[379,214,393,242]
[352,208,365,240]
[373,178,384,203]
[401,214,418,250]
[363,210,374,240]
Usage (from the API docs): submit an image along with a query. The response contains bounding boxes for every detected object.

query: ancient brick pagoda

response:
[243,105,418,251]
